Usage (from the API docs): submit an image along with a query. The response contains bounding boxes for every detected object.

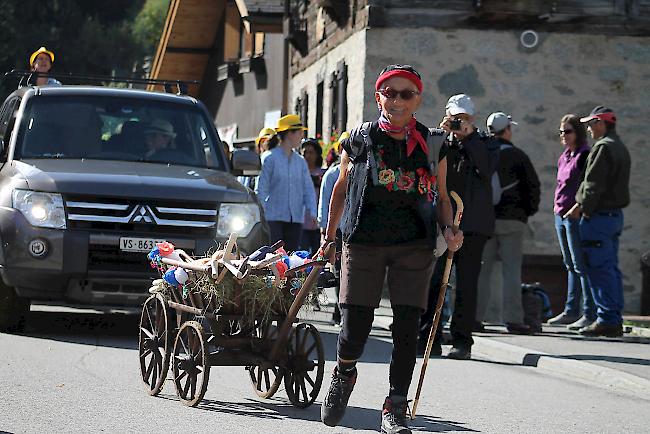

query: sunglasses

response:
[378,88,420,101]
[558,129,574,135]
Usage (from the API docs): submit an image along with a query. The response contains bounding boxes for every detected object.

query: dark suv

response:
[0,85,269,331]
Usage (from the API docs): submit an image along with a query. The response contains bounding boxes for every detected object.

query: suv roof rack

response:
[3,69,199,95]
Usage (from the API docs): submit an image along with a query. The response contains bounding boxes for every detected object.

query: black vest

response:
[341,121,442,247]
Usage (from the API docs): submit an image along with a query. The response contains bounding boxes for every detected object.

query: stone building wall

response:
[363,27,649,311]
[289,30,367,139]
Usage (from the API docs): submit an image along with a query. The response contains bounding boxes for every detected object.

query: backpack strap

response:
[358,122,381,186]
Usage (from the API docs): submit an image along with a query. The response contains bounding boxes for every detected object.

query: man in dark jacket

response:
[419,94,497,360]
[570,106,630,337]
[476,112,541,334]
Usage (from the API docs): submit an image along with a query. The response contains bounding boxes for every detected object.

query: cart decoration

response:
[138,232,332,409]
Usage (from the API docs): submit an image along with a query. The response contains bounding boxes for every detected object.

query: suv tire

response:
[0,282,30,333]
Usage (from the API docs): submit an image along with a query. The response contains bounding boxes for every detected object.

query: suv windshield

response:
[15,95,224,169]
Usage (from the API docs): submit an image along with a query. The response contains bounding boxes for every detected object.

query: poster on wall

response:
[217,123,238,151]
[264,110,282,129]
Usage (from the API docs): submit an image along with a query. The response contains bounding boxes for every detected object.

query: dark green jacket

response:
[576,131,630,215]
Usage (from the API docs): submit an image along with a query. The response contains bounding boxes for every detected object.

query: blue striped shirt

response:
[255,147,317,223]
[318,163,341,229]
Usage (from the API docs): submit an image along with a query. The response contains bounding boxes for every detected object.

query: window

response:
[0,98,19,159]
[334,61,348,133]
[316,80,324,138]
[297,88,308,136]
[16,95,224,170]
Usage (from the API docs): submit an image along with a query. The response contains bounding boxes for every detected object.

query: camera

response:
[449,118,462,130]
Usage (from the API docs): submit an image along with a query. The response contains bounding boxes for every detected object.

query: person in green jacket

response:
[569,106,631,337]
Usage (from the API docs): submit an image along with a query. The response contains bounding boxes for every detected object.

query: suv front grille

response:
[64,196,218,234]
[87,244,157,273]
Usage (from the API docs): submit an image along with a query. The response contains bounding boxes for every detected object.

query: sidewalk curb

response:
[472,335,650,401]
[630,326,650,338]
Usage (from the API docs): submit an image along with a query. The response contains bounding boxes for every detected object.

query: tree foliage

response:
[132,0,171,57]
[0,0,170,99]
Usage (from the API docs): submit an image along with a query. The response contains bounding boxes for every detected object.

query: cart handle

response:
[269,243,333,361]
[284,259,329,277]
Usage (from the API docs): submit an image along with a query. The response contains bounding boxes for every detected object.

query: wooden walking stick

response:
[411,190,464,419]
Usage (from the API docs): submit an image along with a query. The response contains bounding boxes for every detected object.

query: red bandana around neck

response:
[377,114,428,157]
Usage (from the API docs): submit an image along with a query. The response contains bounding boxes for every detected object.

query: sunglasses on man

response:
[377,88,420,101]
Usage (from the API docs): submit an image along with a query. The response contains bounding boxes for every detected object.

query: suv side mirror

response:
[230,149,261,176]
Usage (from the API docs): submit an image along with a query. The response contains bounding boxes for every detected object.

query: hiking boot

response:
[447,345,471,360]
[381,396,411,434]
[547,312,580,325]
[506,322,533,335]
[578,322,623,337]
[416,338,442,357]
[321,367,357,426]
[567,315,594,331]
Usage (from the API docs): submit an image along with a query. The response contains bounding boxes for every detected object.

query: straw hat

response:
[30,47,55,66]
[333,131,350,152]
[145,119,176,138]
[255,127,276,144]
[275,114,307,132]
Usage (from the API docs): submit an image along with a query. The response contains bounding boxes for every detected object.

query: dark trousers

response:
[421,233,489,348]
[300,229,321,254]
[268,221,303,252]
[579,210,625,325]
[337,304,421,397]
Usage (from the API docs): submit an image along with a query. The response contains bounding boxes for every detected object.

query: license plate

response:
[119,237,166,253]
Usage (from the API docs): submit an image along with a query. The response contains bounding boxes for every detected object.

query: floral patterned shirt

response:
[350,122,434,245]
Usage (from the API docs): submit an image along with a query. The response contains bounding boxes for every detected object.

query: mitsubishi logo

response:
[130,205,156,224]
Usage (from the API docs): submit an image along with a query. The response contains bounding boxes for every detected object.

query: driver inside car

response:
[144,119,176,158]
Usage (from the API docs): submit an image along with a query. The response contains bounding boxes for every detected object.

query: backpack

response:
[491,143,520,205]
[521,283,553,332]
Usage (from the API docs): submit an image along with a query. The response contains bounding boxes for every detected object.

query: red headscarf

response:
[375,66,426,157]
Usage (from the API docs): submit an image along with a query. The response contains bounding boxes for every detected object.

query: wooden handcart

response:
[137,235,329,408]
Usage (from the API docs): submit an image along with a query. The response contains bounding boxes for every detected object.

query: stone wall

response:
[290,30,367,140]
[363,27,649,312]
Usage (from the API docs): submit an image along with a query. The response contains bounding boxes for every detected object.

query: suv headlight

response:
[217,203,260,238]
[12,190,66,229]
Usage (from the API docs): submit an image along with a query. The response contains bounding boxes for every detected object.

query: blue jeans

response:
[579,210,624,325]
[554,214,596,320]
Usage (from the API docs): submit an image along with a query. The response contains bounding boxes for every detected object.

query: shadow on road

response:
[158,394,478,432]
[14,311,398,366]
[14,310,139,350]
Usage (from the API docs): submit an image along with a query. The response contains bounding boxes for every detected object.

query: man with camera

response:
[419,94,497,360]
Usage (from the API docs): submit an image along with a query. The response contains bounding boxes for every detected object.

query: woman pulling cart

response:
[318,64,463,434]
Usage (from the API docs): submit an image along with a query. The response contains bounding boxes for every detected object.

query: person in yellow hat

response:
[325,131,349,167]
[255,114,317,251]
[29,47,61,86]
[255,127,276,155]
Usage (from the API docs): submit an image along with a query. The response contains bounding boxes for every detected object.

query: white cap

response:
[486,112,518,134]
[446,94,476,116]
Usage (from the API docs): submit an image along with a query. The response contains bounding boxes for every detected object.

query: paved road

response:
[1,307,648,434]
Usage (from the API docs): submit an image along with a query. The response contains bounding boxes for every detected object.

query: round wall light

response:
[520,30,539,49]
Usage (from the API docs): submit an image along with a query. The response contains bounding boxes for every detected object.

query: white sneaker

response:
[567,316,594,331]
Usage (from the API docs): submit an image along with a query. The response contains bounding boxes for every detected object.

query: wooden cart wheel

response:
[284,323,325,409]
[172,321,210,407]
[247,320,285,398]
[138,294,171,396]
